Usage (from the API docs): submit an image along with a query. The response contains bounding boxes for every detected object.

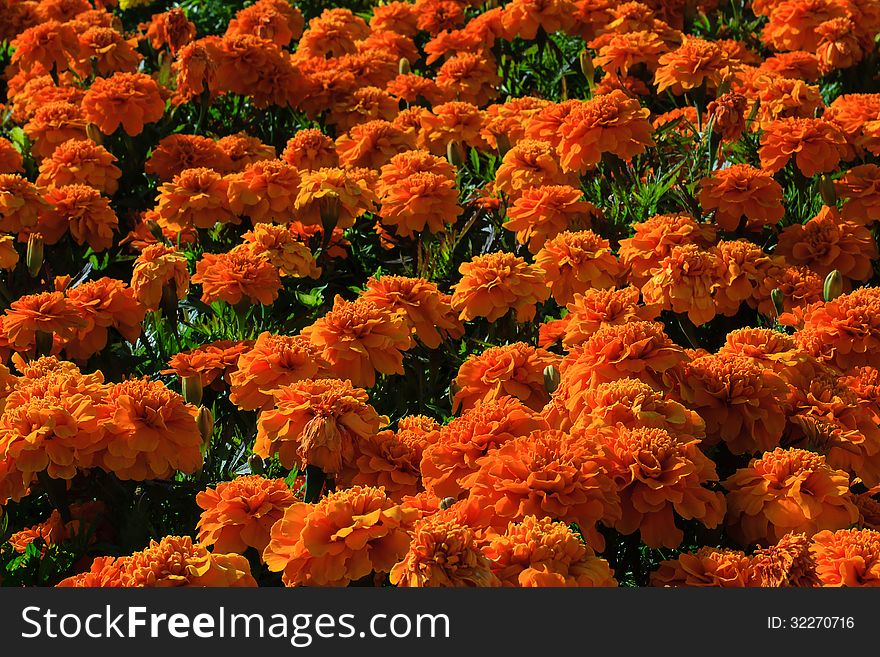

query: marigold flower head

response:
[295,167,377,230]
[165,339,251,389]
[707,91,748,142]
[172,40,216,104]
[435,51,501,107]
[484,515,617,587]
[418,101,488,155]
[196,475,297,556]
[377,156,461,238]
[724,447,859,547]
[505,187,598,254]
[11,20,79,73]
[264,485,415,587]
[0,174,49,235]
[548,286,648,354]
[75,26,142,77]
[421,396,548,500]
[759,118,847,178]
[241,223,320,279]
[226,0,304,47]
[389,506,499,587]
[23,101,88,160]
[40,184,118,251]
[654,36,736,96]
[749,532,819,587]
[82,73,166,137]
[0,138,23,174]
[216,133,276,172]
[592,30,669,76]
[797,287,880,371]
[809,528,880,586]
[2,291,87,353]
[835,164,880,225]
[145,134,231,182]
[229,332,330,411]
[130,244,189,312]
[825,93,880,158]
[213,34,303,109]
[776,206,877,281]
[501,0,577,40]
[0,235,19,271]
[64,277,145,360]
[462,428,621,550]
[145,8,196,54]
[296,7,369,59]
[56,556,127,587]
[371,1,419,36]
[302,296,412,389]
[155,167,236,231]
[618,213,717,287]
[709,239,773,317]
[534,229,621,305]
[335,120,417,171]
[651,547,752,587]
[698,164,784,232]
[453,343,559,413]
[557,90,654,174]
[361,275,463,349]
[678,354,789,455]
[386,72,447,107]
[225,159,301,225]
[340,426,424,500]
[451,251,550,323]
[753,262,824,320]
[99,377,202,481]
[595,425,725,548]
[256,378,387,475]
[192,246,282,307]
[642,244,724,326]
[122,535,256,587]
[36,139,121,194]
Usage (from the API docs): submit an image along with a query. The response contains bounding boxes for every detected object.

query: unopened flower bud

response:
[249,453,265,475]
[318,192,341,236]
[160,278,179,319]
[398,57,411,75]
[146,219,164,242]
[448,380,459,409]
[182,375,203,407]
[26,232,43,278]
[495,132,511,158]
[818,175,837,206]
[446,140,465,168]
[770,288,785,317]
[86,122,104,144]
[543,364,560,394]
[579,49,594,84]
[824,269,843,302]
[439,497,456,510]
[197,406,214,443]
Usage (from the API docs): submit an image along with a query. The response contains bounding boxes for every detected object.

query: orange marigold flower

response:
[501,0,577,39]
[595,425,725,548]
[559,286,660,350]
[724,447,859,547]
[386,72,447,106]
[534,229,620,305]
[340,426,424,500]
[749,532,820,587]
[23,101,88,160]
[557,90,654,174]
[760,0,849,51]
[462,428,621,550]
[295,167,377,230]
[557,320,688,395]
[56,556,126,587]
[297,7,370,59]
[418,101,488,155]
[797,287,880,371]
[361,275,463,349]
[2,291,87,352]
[825,93,880,158]
[484,515,617,587]
[41,184,117,250]
[760,51,822,81]
[810,528,880,587]
[493,139,575,196]
[453,343,559,413]
[36,139,121,194]
[651,547,752,587]
[82,73,166,137]
[145,134,232,182]
[707,91,748,142]
[324,85,398,133]
[155,167,236,231]
[130,244,190,312]
[0,138,23,174]
[642,244,724,326]
[815,17,864,74]
[335,120,416,170]
[753,262,824,320]
[714,239,774,317]
[698,164,784,232]
[775,206,877,281]
[421,396,548,500]
[835,164,880,225]
[226,0,304,47]
[377,154,461,238]
[280,130,335,172]
[371,1,419,36]
[255,378,387,475]
[229,332,329,411]
[302,296,412,389]
[10,20,78,73]
[524,99,580,148]
[435,51,501,107]
[226,159,300,224]
[0,174,48,235]
[505,186,598,254]
[192,246,283,306]
[196,475,297,556]
[677,354,789,455]
[618,213,716,287]
[0,235,19,271]
[213,34,303,109]
[64,277,145,360]
[592,30,669,76]
[165,339,251,389]
[217,133,276,172]
[76,26,142,77]
[122,535,256,587]
[758,118,847,178]
[99,378,202,480]
[451,251,550,323]
[654,36,736,95]
[242,223,320,279]
[145,8,196,54]
[172,40,216,104]
[264,485,415,587]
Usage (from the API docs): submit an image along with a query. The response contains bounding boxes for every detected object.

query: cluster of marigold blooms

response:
[0,0,879,587]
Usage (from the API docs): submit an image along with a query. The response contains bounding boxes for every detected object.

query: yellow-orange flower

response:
[36,139,121,194]
[192,246,283,306]
[130,243,190,312]
[759,117,847,177]
[82,72,166,137]
[23,101,88,160]
[749,532,820,587]
[255,378,387,475]
[698,164,784,231]
[535,229,621,305]
[642,244,724,326]
[241,223,321,279]
[196,475,297,556]
[505,186,599,254]
[155,167,236,231]
[226,159,300,224]
[0,138,23,175]
[654,36,736,95]
[493,139,574,196]
[435,51,501,107]
[229,332,330,411]
[559,286,660,349]
[264,485,415,586]
[810,528,880,587]
[121,535,256,587]
[835,164,880,225]
[724,448,859,547]
[376,156,461,238]
[145,8,197,54]
[797,287,880,371]
[451,251,550,323]
[2,291,87,352]
[282,129,339,171]
[483,515,617,587]
[335,120,416,170]
[294,167,377,230]
[302,296,412,389]
[651,547,753,587]
[41,184,118,250]
[64,277,145,360]
[145,134,232,182]
[165,339,252,389]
